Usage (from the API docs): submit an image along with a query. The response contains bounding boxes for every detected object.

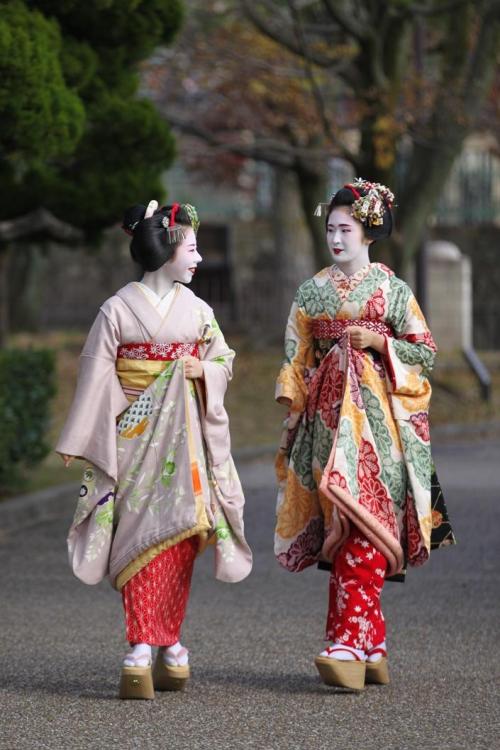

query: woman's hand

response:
[346,327,385,353]
[182,356,204,379]
[59,453,75,467]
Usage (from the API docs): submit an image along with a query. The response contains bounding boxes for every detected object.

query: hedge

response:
[0,348,56,492]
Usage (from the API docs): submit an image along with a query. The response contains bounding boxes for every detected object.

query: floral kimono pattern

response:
[275,262,454,578]
[58,282,252,589]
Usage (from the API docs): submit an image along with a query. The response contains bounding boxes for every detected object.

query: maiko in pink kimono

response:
[57,200,252,699]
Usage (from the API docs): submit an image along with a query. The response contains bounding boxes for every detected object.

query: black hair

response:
[326,187,393,242]
[122,203,195,272]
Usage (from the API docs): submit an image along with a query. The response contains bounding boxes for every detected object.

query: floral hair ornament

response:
[161,202,200,243]
[183,203,200,234]
[313,178,395,227]
[161,203,185,244]
[346,178,395,227]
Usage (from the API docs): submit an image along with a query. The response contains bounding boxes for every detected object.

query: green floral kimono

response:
[275,262,455,578]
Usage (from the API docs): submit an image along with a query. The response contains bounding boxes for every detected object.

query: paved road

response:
[0,441,499,750]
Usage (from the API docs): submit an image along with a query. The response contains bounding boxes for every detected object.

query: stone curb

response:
[0,448,275,532]
[0,481,79,532]
[1,421,499,531]
[431,419,500,439]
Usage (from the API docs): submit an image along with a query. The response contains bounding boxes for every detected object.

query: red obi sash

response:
[117,342,200,360]
[312,318,394,340]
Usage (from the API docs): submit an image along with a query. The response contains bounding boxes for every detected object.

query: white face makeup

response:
[165,227,202,284]
[326,206,371,275]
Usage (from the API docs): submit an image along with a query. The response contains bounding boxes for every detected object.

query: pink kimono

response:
[57,281,252,643]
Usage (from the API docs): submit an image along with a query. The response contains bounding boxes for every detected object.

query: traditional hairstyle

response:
[316,178,395,241]
[122,202,200,272]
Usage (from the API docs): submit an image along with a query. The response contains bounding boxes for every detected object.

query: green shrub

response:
[0,348,56,492]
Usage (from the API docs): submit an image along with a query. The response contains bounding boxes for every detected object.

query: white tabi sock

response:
[123,643,152,667]
[163,641,189,666]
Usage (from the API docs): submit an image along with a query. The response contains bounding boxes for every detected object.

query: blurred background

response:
[1,0,500,497]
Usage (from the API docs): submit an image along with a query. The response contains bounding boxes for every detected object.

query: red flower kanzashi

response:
[410,412,430,442]
[363,289,386,320]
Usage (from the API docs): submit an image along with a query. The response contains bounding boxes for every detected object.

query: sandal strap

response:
[163,645,189,666]
[124,653,151,666]
[324,645,362,661]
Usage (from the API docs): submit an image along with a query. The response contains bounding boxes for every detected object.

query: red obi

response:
[117,342,200,361]
[312,318,394,340]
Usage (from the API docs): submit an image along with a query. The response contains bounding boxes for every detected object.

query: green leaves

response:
[0,348,56,491]
[0,0,183,231]
[0,1,85,164]
[41,96,176,232]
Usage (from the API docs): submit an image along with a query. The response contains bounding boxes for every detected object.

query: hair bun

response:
[122,204,146,236]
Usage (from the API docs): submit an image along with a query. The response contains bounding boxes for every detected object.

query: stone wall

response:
[431,223,500,349]
[425,241,472,352]
[9,228,137,332]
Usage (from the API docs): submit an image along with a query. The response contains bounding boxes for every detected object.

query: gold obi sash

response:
[116,341,200,402]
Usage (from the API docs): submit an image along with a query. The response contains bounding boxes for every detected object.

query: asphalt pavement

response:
[0,440,499,750]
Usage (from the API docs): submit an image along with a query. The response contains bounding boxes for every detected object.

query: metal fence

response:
[435,150,500,225]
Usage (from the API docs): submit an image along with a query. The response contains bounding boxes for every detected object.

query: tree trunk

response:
[272,165,315,327]
[294,160,330,268]
[0,245,11,348]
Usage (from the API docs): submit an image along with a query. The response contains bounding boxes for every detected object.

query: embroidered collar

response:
[329,263,373,299]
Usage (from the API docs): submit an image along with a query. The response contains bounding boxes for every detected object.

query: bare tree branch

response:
[0,209,83,243]
[321,0,367,41]
[284,0,360,169]
[405,0,472,16]
[166,112,357,168]
[241,0,340,67]
[287,0,337,143]
[462,2,500,109]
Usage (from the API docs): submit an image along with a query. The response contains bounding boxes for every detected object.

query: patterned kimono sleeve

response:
[199,315,235,387]
[275,288,314,413]
[56,309,130,481]
[198,314,235,466]
[385,281,437,416]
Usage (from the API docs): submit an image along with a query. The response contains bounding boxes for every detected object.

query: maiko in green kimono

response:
[275,179,455,691]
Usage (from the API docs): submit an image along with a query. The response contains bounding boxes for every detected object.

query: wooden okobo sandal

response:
[119,654,155,700]
[314,645,366,691]
[365,646,390,685]
[153,646,190,691]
